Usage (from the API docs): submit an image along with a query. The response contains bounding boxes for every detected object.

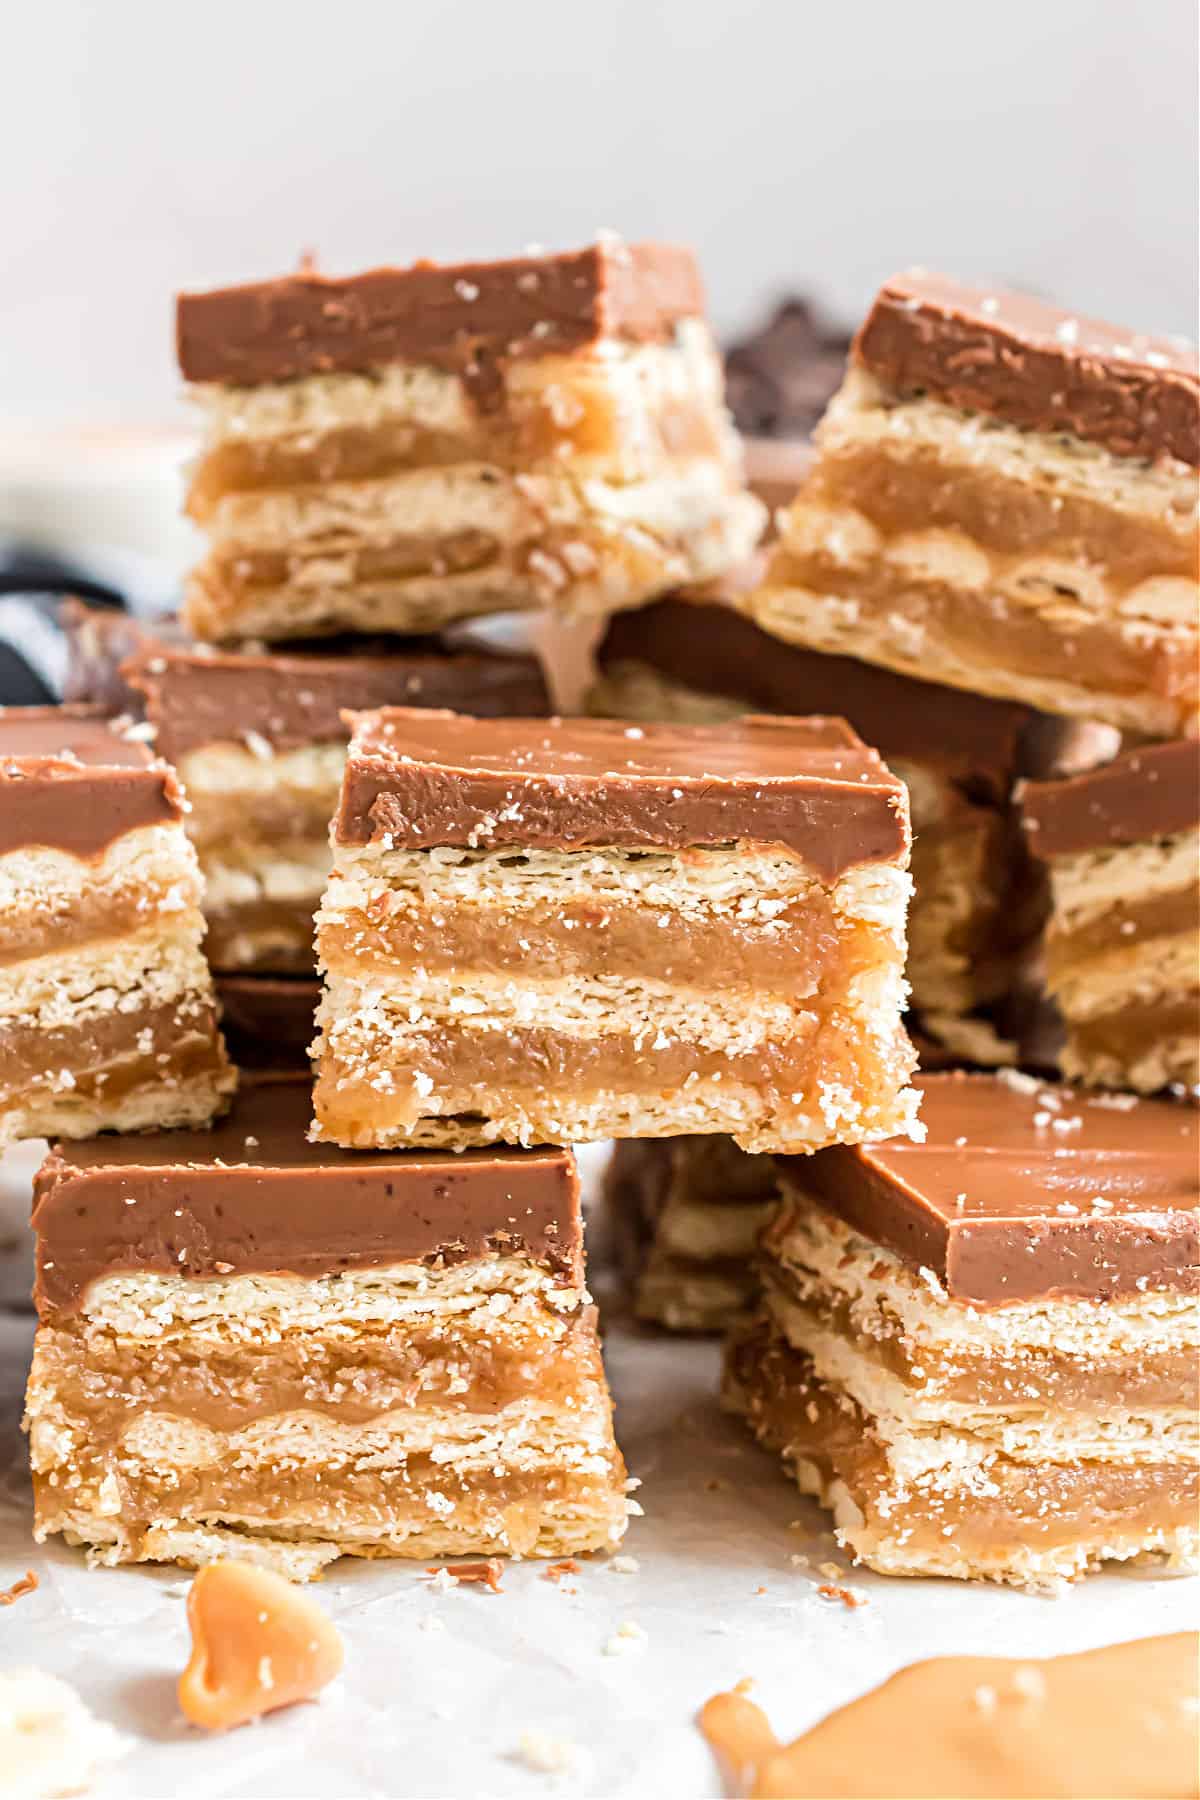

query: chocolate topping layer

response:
[334,709,910,880]
[597,594,1037,791]
[0,705,182,858]
[177,241,705,386]
[62,602,550,759]
[32,1081,581,1316]
[777,1071,1199,1305]
[1019,738,1200,859]
[856,270,1200,465]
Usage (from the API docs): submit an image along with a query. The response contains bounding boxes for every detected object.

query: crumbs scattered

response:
[543,1559,579,1585]
[817,1583,868,1609]
[610,1555,640,1574]
[428,1560,503,1593]
[0,1570,37,1606]
[603,1621,647,1656]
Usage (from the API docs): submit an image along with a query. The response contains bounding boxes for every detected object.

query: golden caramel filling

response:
[0,882,187,969]
[316,1010,914,1141]
[187,397,726,517]
[814,444,1196,585]
[34,1456,623,1558]
[760,1274,1200,1411]
[1065,999,1199,1058]
[206,529,500,593]
[34,1315,600,1434]
[727,1325,1198,1552]
[1047,888,1200,974]
[766,546,1198,715]
[321,893,869,991]
[0,998,226,1106]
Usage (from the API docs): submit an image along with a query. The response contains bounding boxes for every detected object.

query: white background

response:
[3,0,1196,426]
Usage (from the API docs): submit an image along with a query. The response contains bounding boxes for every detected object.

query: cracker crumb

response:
[516,1729,575,1773]
[429,1559,503,1593]
[817,1583,868,1608]
[543,1559,579,1584]
[610,1555,639,1574]
[603,1620,647,1656]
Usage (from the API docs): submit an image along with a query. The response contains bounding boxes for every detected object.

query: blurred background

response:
[4,0,1196,426]
[0,0,1195,647]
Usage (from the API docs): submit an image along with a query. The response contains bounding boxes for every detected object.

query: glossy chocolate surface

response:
[856,270,1199,465]
[33,1080,582,1316]
[334,708,910,881]
[778,1071,1199,1305]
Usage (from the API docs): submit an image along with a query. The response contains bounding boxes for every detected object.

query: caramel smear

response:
[178,1561,344,1731]
[0,1569,38,1606]
[698,1682,779,1797]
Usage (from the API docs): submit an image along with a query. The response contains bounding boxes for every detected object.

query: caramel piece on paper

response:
[178,1561,344,1731]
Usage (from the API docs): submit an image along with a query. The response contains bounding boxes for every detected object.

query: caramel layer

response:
[761,1272,1199,1412]
[321,893,869,991]
[34,1456,622,1562]
[0,996,227,1108]
[315,1010,913,1145]
[1064,999,1200,1061]
[188,399,725,517]
[1048,887,1200,973]
[35,1310,600,1439]
[0,881,186,970]
[767,544,1197,720]
[816,442,1196,585]
[728,1324,1198,1554]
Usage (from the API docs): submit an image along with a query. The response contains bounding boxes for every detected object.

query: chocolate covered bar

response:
[24,1082,628,1578]
[590,593,1076,1044]
[725,1071,1199,1588]
[177,240,763,642]
[312,709,918,1153]
[63,600,549,973]
[743,272,1198,734]
[0,708,233,1143]
[1021,738,1200,1094]
[606,1136,779,1330]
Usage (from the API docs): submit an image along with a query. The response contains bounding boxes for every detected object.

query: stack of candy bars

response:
[15,243,1198,1592]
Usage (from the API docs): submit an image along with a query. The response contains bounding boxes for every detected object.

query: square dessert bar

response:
[176,240,764,642]
[725,1071,1199,1588]
[743,271,1199,734]
[313,709,919,1153]
[605,1135,779,1331]
[1020,738,1200,1094]
[63,599,549,974]
[0,707,233,1143]
[590,590,1097,1053]
[25,1081,627,1579]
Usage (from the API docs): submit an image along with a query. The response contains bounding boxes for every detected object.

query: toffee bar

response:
[725,1070,1199,1588]
[1020,738,1200,1094]
[606,1136,779,1331]
[0,707,233,1144]
[590,591,1089,1042]
[312,709,918,1154]
[176,240,763,642]
[742,271,1199,735]
[24,1082,627,1578]
[63,600,549,975]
